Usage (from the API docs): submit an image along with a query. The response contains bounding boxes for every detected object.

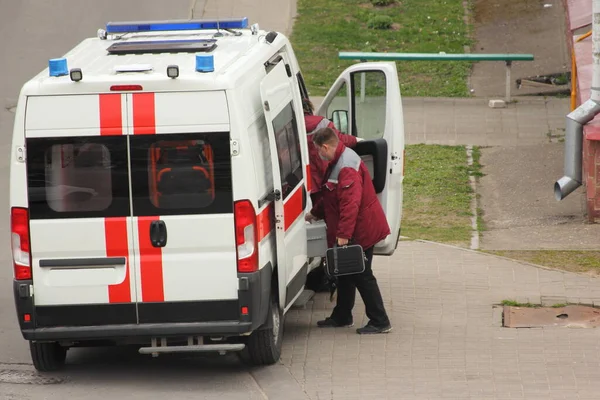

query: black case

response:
[324,243,366,278]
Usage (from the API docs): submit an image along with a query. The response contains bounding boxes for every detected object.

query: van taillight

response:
[11,207,31,280]
[234,200,258,273]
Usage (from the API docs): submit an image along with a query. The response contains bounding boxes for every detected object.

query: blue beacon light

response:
[48,58,69,77]
[196,54,214,73]
[105,18,249,34]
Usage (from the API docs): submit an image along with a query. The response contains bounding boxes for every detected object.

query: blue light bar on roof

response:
[105,18,249,34]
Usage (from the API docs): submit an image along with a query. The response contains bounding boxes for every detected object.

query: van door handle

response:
[150,220,167,248]
[266,189,281,202]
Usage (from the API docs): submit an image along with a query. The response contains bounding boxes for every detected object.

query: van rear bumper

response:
[21,321,253,341]
[14,263,273,342]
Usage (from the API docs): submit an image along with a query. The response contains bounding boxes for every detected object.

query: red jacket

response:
[305,115,357,194]
[311,141,390,250]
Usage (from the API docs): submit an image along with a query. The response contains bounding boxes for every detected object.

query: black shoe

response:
[317,317,353,328]
[356,323,392,334]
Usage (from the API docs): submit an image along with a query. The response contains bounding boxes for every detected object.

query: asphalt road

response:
[0,2,306,398]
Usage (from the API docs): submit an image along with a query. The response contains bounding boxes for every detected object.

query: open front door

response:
[260,61,309,311]
[316,62,405,255]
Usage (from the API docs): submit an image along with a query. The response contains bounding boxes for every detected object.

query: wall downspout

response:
[555,0,600,201]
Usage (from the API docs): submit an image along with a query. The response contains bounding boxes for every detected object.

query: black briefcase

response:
[324,243,366,278]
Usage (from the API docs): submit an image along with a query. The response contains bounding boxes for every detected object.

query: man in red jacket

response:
[305,127,392,334]
[303,98,358,293]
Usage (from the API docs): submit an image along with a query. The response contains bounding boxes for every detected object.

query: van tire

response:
[29,341,67,372]
[240,295,283,365]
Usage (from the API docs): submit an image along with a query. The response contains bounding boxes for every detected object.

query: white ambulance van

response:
[9,17,405,371]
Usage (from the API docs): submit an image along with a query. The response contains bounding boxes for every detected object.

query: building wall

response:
[584,125,600,222]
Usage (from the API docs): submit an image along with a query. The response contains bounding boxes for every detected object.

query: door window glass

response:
[326,82,350,134]
[272,103,303,199]
[26,136,130,219]
[351,70,387,140]
[130,133,233,216]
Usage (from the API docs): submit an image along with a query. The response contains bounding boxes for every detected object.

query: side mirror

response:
[331,110,349,134]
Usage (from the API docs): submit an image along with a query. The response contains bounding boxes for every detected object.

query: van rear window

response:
[26,137,131,220]
[26,132,233,220]
[130,132,233,216]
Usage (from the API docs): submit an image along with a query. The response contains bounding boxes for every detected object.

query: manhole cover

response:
[0,369,65,385]
[503,305,600,328]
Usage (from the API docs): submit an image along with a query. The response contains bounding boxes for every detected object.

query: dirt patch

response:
[478,144,600,250]
[470,0,570,97]
[475,0,546,24]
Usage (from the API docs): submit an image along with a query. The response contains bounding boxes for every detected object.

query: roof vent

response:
[107,39,217,55]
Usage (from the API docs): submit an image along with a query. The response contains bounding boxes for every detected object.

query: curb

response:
[412,239,600,279]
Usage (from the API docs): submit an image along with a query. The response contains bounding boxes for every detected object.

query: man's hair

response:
[312,127,339,147]
[302,98,314,115]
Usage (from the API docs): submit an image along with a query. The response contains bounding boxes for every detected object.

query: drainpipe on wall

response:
[555,0,600,201]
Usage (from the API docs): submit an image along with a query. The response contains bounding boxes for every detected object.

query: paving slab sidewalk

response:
[284,241,600,400]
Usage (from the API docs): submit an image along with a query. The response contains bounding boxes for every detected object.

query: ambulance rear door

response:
[126,91,240,324]
[24,93,137,327]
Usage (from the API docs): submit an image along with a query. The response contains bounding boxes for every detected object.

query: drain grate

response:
[503,305,600,328]
[0,369,65,385]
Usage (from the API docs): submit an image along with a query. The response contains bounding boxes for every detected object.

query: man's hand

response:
[305,212,318,223]
[337,237,349,246]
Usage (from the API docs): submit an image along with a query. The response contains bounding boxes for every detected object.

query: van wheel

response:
[241,296,283,365]
[29,341,67,372]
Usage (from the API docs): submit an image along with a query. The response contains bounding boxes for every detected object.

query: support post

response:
[505,60,512,103]
[360,72,366,103]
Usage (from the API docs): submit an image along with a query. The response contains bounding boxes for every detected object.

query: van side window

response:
[130,132,233,216]
[26,137,130,219]
[272,102,303,199]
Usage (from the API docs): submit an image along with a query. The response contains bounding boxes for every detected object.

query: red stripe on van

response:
[105,217,131,303]
[99,94,123,135]
[133,93,156,135]
[284,185,304,231]
[137,217,165,302]
[257,203,273,241]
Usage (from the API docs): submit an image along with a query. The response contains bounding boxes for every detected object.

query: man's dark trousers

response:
[330,247,390,327]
